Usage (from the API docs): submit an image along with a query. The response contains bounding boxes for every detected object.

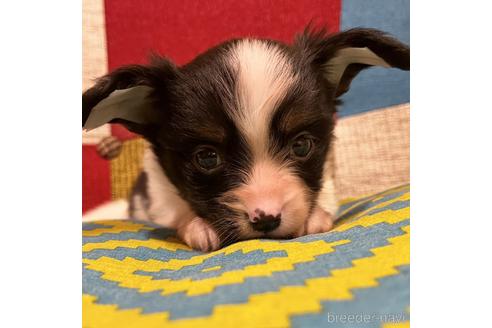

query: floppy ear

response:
[298,28,409,97]
[82,57,177,136]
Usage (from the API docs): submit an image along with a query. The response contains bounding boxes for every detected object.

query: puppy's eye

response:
[291,134,314,159]
[194,147,222,172]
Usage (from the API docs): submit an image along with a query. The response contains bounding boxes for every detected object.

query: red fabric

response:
[104,0,341,68]
[82,145,112,213]
[111,124,136,141]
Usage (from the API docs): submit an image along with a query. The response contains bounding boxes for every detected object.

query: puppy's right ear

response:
[82,57,177,137]
[296,27,409,98]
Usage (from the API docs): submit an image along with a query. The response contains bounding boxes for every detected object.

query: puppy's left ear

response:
[82,56,177,137]
[298,28,409,97]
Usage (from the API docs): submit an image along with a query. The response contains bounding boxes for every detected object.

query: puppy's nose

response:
[250,209,281,232]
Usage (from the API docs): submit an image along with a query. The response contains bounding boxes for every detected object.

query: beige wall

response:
[82,0,107,91]
[82,0,109,143]
[334,103,410,199]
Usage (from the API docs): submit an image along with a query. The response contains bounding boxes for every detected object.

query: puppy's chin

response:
[234,216,306,240]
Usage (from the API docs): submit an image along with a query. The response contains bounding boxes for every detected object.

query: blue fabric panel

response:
[339,0,410,117]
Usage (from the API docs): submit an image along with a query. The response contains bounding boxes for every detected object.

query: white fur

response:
[138,148,195,227]
[230,40,298,158]
[177,217,220,251]
[82,199,129,222]
[130,193,150,221]
[317,147,339,218]
[294,206,334,237]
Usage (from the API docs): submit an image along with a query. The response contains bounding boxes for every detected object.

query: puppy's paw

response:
[295,207,334,237]
[177,217,220,252]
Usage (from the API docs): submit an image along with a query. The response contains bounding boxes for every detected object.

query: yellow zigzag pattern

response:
[83,220,153,237]
[83,226,409,328]
[333,192,409,232]
[83,238,350,296]
[83,236,190,253]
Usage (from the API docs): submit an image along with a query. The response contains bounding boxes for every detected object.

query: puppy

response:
[83,27,409,251]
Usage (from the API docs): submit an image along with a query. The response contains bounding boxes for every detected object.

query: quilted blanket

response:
[83,184,410,327]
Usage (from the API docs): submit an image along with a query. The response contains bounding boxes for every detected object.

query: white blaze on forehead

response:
[225,40,310,235]
[229,39,298,157]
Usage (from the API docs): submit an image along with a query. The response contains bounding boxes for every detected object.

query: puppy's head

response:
[83,28,409,246]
